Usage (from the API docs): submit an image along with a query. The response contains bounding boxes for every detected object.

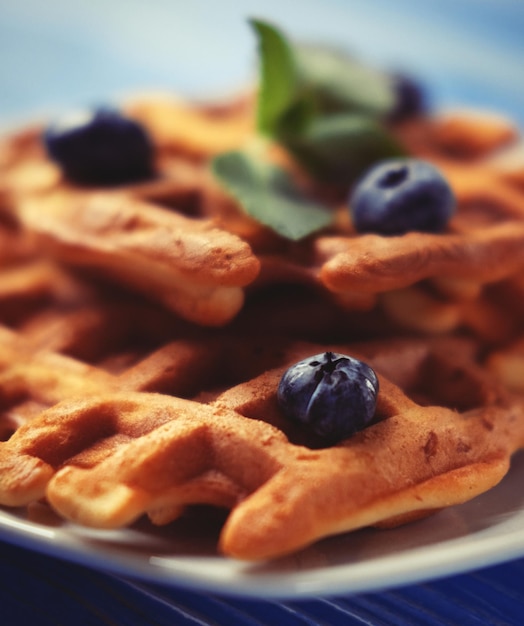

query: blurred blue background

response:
[1,0,524,125]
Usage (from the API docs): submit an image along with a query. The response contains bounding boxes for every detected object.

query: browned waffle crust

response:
[1,95,524,560]
[0,307,523,559]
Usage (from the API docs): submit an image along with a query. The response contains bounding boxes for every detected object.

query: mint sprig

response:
[250,19,300,136]
[212,150,333,241]
[211,18,406,240]
[281,113,404,184]
[292,43,396,119]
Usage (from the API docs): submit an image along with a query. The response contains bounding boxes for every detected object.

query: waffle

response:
[0,98,262,327]
[0,313,523,559]
[2,96,524,336]
[253,111,524,333]
[1,91,524,561]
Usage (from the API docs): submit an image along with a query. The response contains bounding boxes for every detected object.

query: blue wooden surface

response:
[1,1,524,623]
[2,538,524,625]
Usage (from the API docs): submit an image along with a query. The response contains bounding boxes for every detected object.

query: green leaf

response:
[210,20,407,238]
[250,19,397,141]
[211,149,334,240]
[283,113,407,185]
[294,44,396,118]
[249,19,302,136]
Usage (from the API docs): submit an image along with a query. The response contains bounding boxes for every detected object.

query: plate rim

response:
[2,454,524,600]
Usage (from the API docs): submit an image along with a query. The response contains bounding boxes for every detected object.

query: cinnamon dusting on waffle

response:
[1,92,524,560]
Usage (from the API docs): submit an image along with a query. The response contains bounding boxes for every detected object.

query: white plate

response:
[2,450,524,598]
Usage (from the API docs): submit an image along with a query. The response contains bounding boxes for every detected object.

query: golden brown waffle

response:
[0,95,263,327]
[0,252,214,439]
[3,96,524,335]
[16,189,261,326]
[1,327,523,560]
[1,93,524,562]
[123,90,256,158]
[253,111,524,333]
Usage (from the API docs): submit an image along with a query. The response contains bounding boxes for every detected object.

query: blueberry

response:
[349,158,455,235]
[277,352,379,443]
[387,73,427,122]
[43,108,154,185]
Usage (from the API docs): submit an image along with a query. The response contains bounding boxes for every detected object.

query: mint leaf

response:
[211,150,334,240]
[209,20,407,240]
[283,113,406,184]
[249,19,302,136]
[250,19,397,140]
[294,45,396,118]
[249,19,402,186]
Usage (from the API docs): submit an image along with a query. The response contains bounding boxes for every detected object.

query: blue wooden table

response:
[1,1,524,623]
[3,538,524,625]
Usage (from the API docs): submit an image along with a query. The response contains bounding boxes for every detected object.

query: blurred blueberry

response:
[387,72,427,122]
[43,108,154,185]
[349,158,455,235]
[277,352,379,443]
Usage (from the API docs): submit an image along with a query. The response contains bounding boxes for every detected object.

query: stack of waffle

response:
[1,92,524,560]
